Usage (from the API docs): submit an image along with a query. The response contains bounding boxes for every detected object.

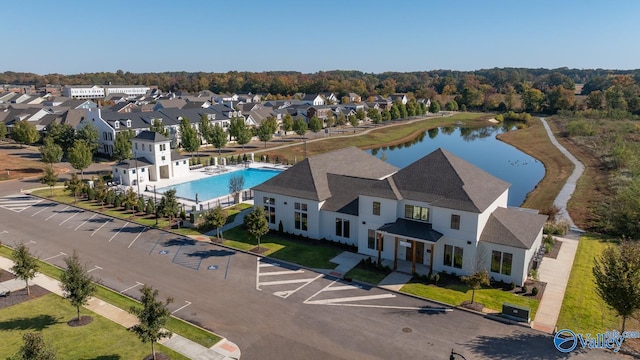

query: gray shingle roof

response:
[480,208,547,249]
[253,147,398,201]
[134,130,170,142]
[322,173,400,215]
[378,218,444,242]
[392,148,510,213]
[115,157,154,169]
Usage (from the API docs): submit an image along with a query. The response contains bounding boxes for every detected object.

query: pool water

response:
[157,168,282,201]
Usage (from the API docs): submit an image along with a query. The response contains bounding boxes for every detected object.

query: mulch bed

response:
[67,315,94,327]
[0,269,15,282]
[143,353,171,360]
[460,300,485,312]
[250,246,269,254]
[0,285,50,310]
[544,240,562,259]
[520,279,546,300]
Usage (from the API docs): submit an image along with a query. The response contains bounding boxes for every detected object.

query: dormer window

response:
[114,121,119,129]
[126,120,131,128]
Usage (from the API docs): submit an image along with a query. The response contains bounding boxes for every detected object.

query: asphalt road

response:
[0,178,623,360]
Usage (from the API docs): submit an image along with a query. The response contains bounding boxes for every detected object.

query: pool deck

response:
[131,161,289,211]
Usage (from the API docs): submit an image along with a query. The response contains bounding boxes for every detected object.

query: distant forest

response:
[3,68,640,114]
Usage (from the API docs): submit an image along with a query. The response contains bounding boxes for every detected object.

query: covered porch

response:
[377,218,443,275]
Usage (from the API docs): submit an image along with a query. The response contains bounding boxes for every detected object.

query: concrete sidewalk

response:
[532,236,579,334]
[0,257,241,360]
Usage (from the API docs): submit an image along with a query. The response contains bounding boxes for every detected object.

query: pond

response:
[367,125,545,207]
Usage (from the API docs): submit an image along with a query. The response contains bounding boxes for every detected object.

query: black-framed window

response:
[335,218,350,238]
[491,250,512,276]
[294,202,308,231]
[373,201,381,216]
[404,204,429,222]
[443,244,463,269]
[450,214,460,230]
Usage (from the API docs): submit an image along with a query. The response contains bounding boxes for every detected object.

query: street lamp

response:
[134,151,141,195]
[154,185,158,226]
[450,349,467,360]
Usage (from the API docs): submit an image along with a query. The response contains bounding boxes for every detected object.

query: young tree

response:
[47,122,75,155]
[179,117,200,158]
[593,241,640,332]
[124,187,138,215]
[65,172,84,203]
[205,205,228,241]
[348,114,359,133]
[228,116,245,142]
[356,108,366,121]
[228,175,245,203]
[282,113,294,134]
[293,118,307,138]
[129,285,173,360]
[235,124,252,151]
[149,118,169,137]
[0,121,7,140]
[11,243,39,296]
[207,124,228,155]
[40,166,58,196]
[256,123,274,148]
[60,250,97,323]
[243,206,269,251]
[461,269,490,304]
[75,124,99,154]
[336,112,347,127]
[10,332,57,360]
[158,189,180,228]
[11,120,40,148]
[308,115,323,133]
[67,140,93,179]
[325,111,336,128]
[368,108,382,124]
[94,178,108,208]
[199,113,213,147]
[429,100,441,113]
[137,196,146,214]
[113,129,135,162]
[39,136,63,165]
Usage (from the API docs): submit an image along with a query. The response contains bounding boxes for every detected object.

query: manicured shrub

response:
[531,287,539,296]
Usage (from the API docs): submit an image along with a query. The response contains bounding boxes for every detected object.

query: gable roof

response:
[480,208,547,249]
[134,130,170,143]
[253,147,398,201]
[322,173,401,215]
[392,148,510,213]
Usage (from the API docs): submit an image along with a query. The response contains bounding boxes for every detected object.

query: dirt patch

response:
[0,285,50,310]
[544,240,562,259]
[67,315,94,327]
[250,246,269,254]
[0,269,15,282]
[0,143,67,181]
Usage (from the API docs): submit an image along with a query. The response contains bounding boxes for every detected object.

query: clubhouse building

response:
[252,147,547,286]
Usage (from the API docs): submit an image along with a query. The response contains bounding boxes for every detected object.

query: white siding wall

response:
[483,242,528,286]
[320,211,358,246]
[357,195,397,254]
[476,189,509,240]
[253,191,321,239]
[84,109,115,155]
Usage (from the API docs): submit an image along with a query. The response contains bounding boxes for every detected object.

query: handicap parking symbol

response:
[159,250,169,255]
[208,265,218,270]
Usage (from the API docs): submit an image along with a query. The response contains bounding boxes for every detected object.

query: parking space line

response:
[31,205,51,216]
[109,222,129,242]
[273,274,323,299]
[256,258,261,290]
[87,265,102,273]
[305,293,396,305]
[259,262,279,268]
[128,226,147,248]
[325,303,451,311]
[260,278,319,286]
[75,213,97,231]
[91,218,112,236]
[322,284,362,291]
[260,270,305,276]
[45,205,69,221]
[59,210,81,225]
[120,281,144,293]
[43,252,67,261]
[171,301,191,315]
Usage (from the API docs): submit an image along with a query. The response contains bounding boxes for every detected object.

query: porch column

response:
[411,240,417,274]
[429,244,434,274]
[393,237,398,270]
[377,233,382,264]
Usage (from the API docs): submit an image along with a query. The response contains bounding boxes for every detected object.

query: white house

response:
[252,147,546,286]
[112,131,190,187]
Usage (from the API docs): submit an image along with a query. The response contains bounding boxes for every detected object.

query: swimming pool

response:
[157,168,282,201]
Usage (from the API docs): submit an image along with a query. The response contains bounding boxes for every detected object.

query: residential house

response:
[389,93,408,105]
[252,147,547,286]
[302,94,325,106]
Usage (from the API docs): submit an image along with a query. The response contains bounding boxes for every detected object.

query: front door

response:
[405,241,425,264]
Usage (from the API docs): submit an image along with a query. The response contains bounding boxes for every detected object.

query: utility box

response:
[502,303,530,323]
[189,210,206,228]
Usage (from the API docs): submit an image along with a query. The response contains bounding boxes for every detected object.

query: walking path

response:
[0,256,241,360]
[539,117,585,233]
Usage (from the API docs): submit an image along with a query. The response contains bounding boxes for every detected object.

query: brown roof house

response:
[253,147,546,285]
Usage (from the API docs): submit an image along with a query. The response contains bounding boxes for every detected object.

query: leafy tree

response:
[228,116,245,141]
[381,109,391,122]
[207,124,227,155]
[308,115,323,133]
[461,269,490,304]
[65,172,84,203]
[348,114,359,132]
[199,113,213,147]
[145,198,155,216]
[11,120,39,148]
[137,196,146,213]
[547,85,575,113]
[429,100,441,113]
[243,206,269,251]
[293,118,307,137]
[60,250,97,323]
[0,121,7,139]
[235,124,252,150]
[325,111,336,128]
[355,108,366,121]
[593,241,640,332]
[149,118,169,137]
[158,189,180,228]
[40,166,57,196]
[46,122,75,155]
[256,123,274,148]
[39,136,63,165]
[586,90,605,110]
[179,117,199,157]
[445,100,459,111]
[205,205,228,241]
[336,112,347,127]
[282,113,294,134]
[10,332,56,360]
[521,87,545,113]
[368,108,381,124]
[262,115,279,135]
[113,129,135,162]
[123,187,138,214]
[11,243,39,296]
[390,105,400,120]
[94,178,107,208]
[228,175,245,202]
[75,124,99,154]
[129,285,173,360]
[67,140,93,179]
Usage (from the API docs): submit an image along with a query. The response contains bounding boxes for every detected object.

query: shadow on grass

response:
[466,330,582,359]
[90,355,121,360]
[0,314,60,331]
[186,249,235,258]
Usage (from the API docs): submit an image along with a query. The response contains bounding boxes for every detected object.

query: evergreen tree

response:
[65,172,84,203]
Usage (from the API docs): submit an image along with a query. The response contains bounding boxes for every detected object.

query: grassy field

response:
[556,236,631,333]
[496,117,574,211]
[0,294,188,360]
[401,282,540,318]
[0,245,221,348]
[222,227,344,269]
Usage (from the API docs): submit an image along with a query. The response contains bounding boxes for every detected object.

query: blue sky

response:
[4,0,640,75]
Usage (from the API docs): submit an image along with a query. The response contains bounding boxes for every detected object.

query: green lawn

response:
[401,282,540,318]
[0,245,221,348]
[222,227,344,269]
[344,267,390,284]
[556,235,625,333]
[0,294,188,360]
